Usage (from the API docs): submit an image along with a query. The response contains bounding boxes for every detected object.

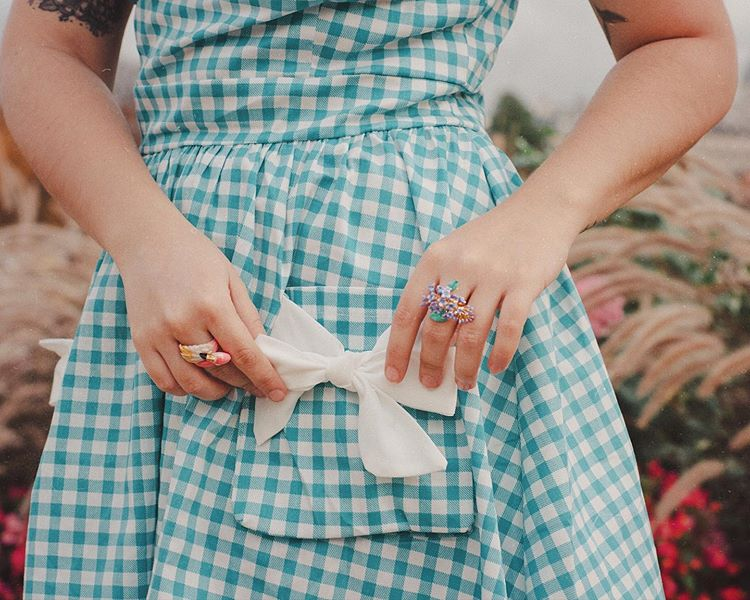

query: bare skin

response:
[0,0,288,402]
[0,0,739,399]
[382,1,738,391]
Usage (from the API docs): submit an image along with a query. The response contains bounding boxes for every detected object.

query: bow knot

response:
[251,290,467,478]
[324,351,362,390]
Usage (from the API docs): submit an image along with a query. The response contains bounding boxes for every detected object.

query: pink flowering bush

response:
[642,459,745,599]
[0,486,28,600]
[573,274,627,337]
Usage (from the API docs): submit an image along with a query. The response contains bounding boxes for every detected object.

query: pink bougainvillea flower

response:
[682,487,709,510]
[0,580,17,600]
[719,587,747,600]
[704,543,729,569]
[573,274,626,338]
[667,511,695,538]
[10,539,26,578]
[1,512,26,545]
[647,459,666,479]
[661,574,678,598]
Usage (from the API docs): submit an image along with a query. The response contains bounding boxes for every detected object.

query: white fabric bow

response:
[253,291,467,478]
[38,337,74,407]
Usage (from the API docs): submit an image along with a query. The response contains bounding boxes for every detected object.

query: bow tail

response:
[356,378,448,478]
[254,389,305,446]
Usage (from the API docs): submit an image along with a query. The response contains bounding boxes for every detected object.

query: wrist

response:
[502,180,592,245]
[105,195,198,270]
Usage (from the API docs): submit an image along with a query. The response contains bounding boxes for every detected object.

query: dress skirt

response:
[23,123,666,599]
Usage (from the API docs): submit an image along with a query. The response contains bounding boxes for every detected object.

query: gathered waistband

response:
[134,74,488,155]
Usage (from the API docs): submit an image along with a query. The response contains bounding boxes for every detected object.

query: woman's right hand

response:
[115,223,290,403]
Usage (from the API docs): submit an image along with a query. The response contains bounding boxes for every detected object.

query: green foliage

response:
[488,92,556,172]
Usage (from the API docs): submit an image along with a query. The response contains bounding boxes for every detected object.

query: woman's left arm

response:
[521,0,739,231]
[383,0,738,392]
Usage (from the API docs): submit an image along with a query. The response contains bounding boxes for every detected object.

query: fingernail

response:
[457,379,474,391]
[269,389,286,402]
[385,366,400,382]
[213,352,232,366]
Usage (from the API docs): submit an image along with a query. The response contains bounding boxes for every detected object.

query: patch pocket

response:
[231,285,476,539]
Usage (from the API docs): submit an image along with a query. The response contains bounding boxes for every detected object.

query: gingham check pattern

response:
[24,0,666,597]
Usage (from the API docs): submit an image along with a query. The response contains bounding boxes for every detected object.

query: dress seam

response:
[138,121,488,157]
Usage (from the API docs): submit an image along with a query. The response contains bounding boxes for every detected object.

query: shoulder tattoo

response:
[27,0,135,37]
[591,5,628,45]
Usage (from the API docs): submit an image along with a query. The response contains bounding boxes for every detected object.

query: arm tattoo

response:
[27,0,135,37]
[591,5,628,46]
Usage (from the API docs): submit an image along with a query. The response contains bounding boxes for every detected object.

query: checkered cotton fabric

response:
[24,0,666,598]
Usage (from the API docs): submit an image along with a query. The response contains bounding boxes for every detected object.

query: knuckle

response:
[497,317,523,337]
[245,315,264,332]
[420,354,444,372]
[456,250,484,272]
[232,345,261,370]
[131,329,150,348]
[196,300,221,324]
[150,374,173,392]
[210,366,248,388]
[203,387,229,401]
[256,370,281,392]
[421,326,451,347]
[180,376,205,397]
[457,328,486,353]
[391,304,417,328]
[164,308,191,330]
[423,241,447,263]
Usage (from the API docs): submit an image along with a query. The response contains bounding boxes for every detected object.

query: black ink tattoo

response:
[592,5,628,46]
[27,0,135,37]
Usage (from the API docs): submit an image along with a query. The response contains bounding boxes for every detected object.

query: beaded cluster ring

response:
[178,338,232,367]
[420,279,476,324]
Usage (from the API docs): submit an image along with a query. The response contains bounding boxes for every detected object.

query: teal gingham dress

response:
[24,0,667,598]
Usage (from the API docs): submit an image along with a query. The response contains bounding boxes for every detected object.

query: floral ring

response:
[420,279,476,324]
[178,338,232,367]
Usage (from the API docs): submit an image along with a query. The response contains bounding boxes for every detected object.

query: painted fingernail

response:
[269,389,286,402]
[213,352,232,366]
[385,366,400,382]
[457,379,474,391]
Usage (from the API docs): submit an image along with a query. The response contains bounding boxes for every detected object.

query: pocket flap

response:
[231,285,477,539]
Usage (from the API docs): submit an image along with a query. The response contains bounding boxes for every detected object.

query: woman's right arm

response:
[0,0,290,402]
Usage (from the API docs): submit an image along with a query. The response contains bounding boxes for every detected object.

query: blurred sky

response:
[484,0,750,116]
[0,0,747,117]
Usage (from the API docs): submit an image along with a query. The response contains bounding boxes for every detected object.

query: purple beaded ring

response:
[420,279,476,324]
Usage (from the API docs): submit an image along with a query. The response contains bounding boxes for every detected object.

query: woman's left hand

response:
[383,192,584,391]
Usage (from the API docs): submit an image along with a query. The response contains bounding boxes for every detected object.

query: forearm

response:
[512,33,738,236]
[0,43,196,264]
